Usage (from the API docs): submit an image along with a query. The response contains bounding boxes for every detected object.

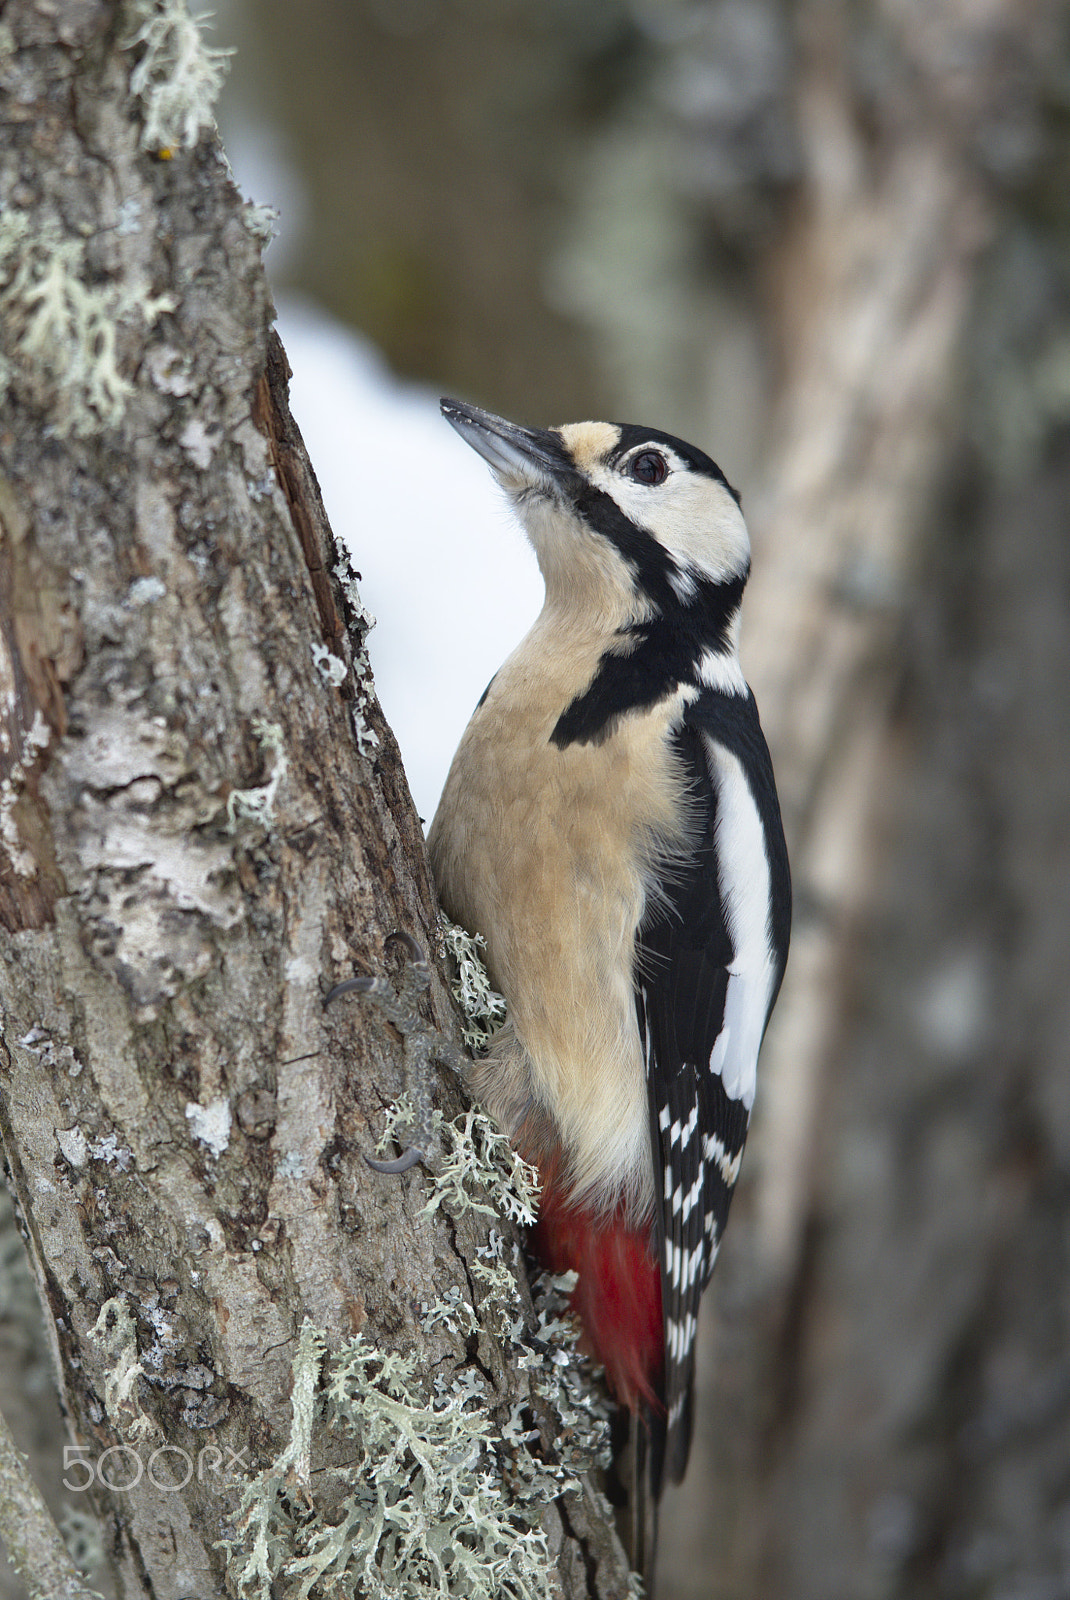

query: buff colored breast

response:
[429,610,691,1218]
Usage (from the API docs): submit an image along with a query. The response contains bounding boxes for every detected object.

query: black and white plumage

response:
[639,690,790,1480]
[428,399,790,1567]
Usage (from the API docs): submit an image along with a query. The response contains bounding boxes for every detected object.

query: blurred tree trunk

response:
[0,7,628,1599]
[661,4,1070,1598]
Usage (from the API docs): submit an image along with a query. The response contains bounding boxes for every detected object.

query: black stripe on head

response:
[609,424,743,509]
[572,482,686,616]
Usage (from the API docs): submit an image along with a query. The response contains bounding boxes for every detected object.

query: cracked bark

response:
[0,5,628,1598]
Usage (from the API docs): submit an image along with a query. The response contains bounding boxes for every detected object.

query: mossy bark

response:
[0,6,628,1597]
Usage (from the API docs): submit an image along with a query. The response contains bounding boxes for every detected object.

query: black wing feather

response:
[636,687,789,1487]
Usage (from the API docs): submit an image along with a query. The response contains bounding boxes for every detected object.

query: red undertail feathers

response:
[531,1172,663,1413]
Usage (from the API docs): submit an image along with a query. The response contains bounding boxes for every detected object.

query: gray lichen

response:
[0,213,175,438]
[122,0,232,154]
[332,549,380,758]
[400,1103,539,1231]
[438,919,507,1053]
[222,1109,611,1599]
[0,709,51,875]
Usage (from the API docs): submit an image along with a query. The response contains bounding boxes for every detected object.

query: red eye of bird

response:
[630,449,668,485]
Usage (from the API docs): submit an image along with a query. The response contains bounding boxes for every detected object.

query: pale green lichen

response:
[226,718,288,832]
[0,214,175,437]
[439,918,507,1052]
[122,0,232,153]
[420,1285,478,1340]
[221,1108,611,1600]
[375,1100,539,1231]
[316,1338,552,1600]
[332,550,379,757]
[225,1303,606,1600]
[86,1296,157,1443]
[228,1321,326,1598]
[466,1227,530,1349]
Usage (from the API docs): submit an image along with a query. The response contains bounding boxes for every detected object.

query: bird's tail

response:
[525,1148,667,1589]
[608,1402,663,1593]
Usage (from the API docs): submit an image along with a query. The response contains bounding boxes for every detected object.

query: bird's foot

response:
[326,931,468,1173]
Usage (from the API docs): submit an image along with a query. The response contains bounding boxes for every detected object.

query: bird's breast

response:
[429,634,693,1214]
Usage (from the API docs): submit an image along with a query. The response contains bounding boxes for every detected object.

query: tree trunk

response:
[0,6,628,1597]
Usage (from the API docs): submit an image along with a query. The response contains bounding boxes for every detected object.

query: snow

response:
[276,295,541,824]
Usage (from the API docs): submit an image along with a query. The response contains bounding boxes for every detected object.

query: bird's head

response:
[440,398,749,627]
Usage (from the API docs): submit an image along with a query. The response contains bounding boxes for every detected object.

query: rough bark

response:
[0,6,628,1598]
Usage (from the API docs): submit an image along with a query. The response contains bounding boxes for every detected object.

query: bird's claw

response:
[326,932,465,1175]
[324,974,375,1006]
[365,1145,426,1175]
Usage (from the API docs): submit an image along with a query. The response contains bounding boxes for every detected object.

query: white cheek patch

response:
[585,456,750,587]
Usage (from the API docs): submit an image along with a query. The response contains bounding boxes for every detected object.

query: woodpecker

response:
[422,398,791,1549]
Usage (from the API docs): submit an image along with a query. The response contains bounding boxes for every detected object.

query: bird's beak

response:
[440,397,576,493]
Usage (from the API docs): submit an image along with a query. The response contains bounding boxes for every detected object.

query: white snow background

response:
[220,100,541,824]
[276,295,542,825]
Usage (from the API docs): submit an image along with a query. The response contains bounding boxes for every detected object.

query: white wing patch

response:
[703,737,778,1111]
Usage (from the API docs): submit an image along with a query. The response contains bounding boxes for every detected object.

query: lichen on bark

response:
[0,4,629,1597]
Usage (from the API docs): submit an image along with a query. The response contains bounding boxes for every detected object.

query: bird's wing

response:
[636,687,789,1486]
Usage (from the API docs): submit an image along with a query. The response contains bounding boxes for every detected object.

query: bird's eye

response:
[629,450,668,486]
